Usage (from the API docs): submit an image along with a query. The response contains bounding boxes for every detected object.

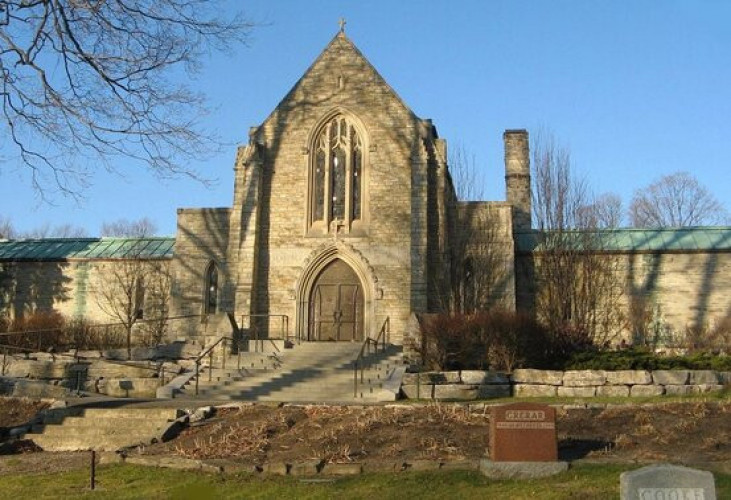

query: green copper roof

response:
[516,227,731,253]
[0,237,175,261]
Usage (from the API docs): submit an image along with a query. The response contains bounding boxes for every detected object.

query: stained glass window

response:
[310,114,364,232]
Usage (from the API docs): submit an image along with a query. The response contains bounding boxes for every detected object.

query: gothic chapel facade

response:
[168,30,524,344]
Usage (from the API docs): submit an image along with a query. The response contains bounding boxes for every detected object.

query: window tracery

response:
[309,114,365,234]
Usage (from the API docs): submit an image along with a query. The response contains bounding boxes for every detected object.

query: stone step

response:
[32,435,150,452]
[30,407,180,452]
[175,342,404,402]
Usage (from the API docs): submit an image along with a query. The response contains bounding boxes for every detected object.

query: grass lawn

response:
[0,463,729,499]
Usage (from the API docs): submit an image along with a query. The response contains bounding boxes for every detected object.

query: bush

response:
[417,309,584,372]
[0,312,131,351]
[2,311,65,350]
[564,347,731,371]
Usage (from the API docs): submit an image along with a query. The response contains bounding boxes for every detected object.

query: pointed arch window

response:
[309,114,366,235]
[204,262,219,315]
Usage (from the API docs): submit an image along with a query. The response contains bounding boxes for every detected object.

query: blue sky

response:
[1,1,729,236]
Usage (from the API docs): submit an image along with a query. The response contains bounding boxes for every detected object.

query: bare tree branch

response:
[100,217,157,237]
[0,0,253,198]
[629,171,729,228]
[531,130,624,345]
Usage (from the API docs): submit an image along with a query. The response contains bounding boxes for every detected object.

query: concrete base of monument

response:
[479,459,569,479]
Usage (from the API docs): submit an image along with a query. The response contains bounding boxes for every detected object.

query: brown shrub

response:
[417,309,571,371]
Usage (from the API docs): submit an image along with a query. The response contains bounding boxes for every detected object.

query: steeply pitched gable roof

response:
[255,31,418,134]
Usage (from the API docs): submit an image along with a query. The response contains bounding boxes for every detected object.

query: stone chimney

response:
[504,129,531,232]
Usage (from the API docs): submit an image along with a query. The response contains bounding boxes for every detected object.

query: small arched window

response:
[309,114,365,235]
[204,262,218,315]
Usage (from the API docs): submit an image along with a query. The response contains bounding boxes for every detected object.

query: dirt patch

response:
[136,401,731,467]
[1,400,729,474]
[0,397,49,429]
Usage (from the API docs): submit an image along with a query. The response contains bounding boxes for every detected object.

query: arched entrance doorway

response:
[308,259,364,341]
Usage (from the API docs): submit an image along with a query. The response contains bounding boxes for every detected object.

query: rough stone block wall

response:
[516,250,731,344]
[457,202,516,310]
[0,259,170,326]
[399,369,730,400]
[170,208,230,339]
[233,34,430,344]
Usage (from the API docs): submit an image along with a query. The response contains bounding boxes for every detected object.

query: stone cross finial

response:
[338,17,346,33]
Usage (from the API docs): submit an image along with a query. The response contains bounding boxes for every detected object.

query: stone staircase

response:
[175,342,405,403]
[29,406,181,451]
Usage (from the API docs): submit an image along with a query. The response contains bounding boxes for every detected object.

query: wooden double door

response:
[309,259,364,341]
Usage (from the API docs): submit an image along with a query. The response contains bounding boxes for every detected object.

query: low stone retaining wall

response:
[401,369,731,401]
[1,352,186,398]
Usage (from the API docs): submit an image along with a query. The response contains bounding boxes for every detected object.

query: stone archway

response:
[294,242,378,343]
[308,259,363,341]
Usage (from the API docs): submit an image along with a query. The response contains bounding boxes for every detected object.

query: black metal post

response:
[90,450,96,490]
[195,360,200,395]
[353,361,358,397]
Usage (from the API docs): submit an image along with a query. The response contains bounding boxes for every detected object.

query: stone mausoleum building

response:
[1,30,730,350]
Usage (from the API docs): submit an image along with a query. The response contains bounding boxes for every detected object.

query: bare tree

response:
[629,172,729,227]
[449,144,483,201]
[531,131,624,345]
[587,193,624,229]
[0,216,15,239]
[94,245,170,358]
[0,218,87,238]
[0,1,252,197]
[438,145,507,314]
[101,218,157,237]
[23,223,88,238]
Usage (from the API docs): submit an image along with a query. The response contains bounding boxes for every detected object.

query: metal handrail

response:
[0,314,205,353]
[353,317,390,397]
[240,314,290,351]
[193,335,239,396]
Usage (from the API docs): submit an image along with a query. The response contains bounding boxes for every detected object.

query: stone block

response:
[460,371,509,385]
[691,384,724,394]
[400,383,433,399]
[289,460,322,476]
[664,385,693,396]
[404,460,441,471]
[439,459,480,471]
[12,380,71,398]
[557,386,597,398]
[7,360,73,379]
[419,371,461,384]
[480,459,569,479]
[513,384,557,397]
[97,378,161,398]
[261,463,289,475]
[562,370,606,387]
[320,463,362,475]
[596,385,630,397]
[605,370,652,386]
[86,361,157,379]
[478,384,512,399]
[718,372,731,385]
[620,464,716,500]
[689,370,719,385]
[630,385,664,397]
[433,384,479,400]
[652,370,689,385]
[511,369,563,385]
